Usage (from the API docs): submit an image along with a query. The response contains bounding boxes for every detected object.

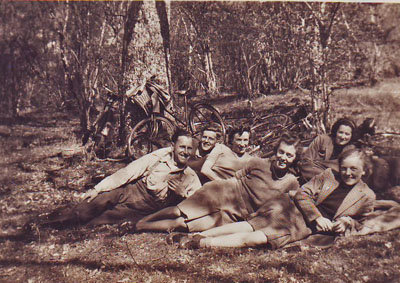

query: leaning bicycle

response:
[82,88,124,160]
[126,79,226,159]
[249,106,324,156]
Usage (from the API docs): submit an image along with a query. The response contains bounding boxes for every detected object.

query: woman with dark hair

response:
[135,132,302,233]
[299,117,357,183]
[173,148,376,249]
[227,126,252,160]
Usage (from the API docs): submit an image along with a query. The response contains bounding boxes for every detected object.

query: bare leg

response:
[200,230,268,248]
[199,221,253,237]
[135,206,188,232]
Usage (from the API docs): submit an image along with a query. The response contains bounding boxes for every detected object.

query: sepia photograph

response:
[1,1,400,282]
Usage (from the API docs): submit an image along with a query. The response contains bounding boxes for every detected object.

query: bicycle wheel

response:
[127,115,176,160]
[251,113,289,133]
[257,125,286,157]
[285,121,317,147]
[92,124,126,161]
[251,114,288,147]
[189,103,226,141]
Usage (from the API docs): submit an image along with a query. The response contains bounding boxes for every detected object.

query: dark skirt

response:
[247,193,312,249]
[177,178,249,232]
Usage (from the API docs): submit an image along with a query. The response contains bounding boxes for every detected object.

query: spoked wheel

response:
[92,125,126,161]
[285,122,317,148]
[251,114,289,134]
[189,104,226,141]
[127,115,176,160]
[250,114,289,155]
[258,126,286,157]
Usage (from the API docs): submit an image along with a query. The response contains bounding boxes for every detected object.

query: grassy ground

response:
[1,79,400,283]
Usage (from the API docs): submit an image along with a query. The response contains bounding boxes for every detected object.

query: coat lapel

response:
[316,169,339,204]
[333,181,366,219]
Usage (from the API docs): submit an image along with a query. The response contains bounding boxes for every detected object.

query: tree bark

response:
[155,0,172,97]
[119,1,143,142]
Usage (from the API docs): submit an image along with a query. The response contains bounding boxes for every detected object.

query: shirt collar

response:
[160,147,187,173]
[195,143,220,158]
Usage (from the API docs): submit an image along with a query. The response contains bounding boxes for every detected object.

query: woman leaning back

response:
[135,132,302,233]
[178,148,376,249]
[298,117,357,183]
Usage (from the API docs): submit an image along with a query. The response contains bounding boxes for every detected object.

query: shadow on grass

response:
[0,107,74,128]
[0,258,132,272]
[0,258,198,275]
[0,232,37,244]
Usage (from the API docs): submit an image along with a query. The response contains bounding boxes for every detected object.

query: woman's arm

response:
[302,135,332,162]
[200,144,223,181]
[302,135,324,161]
[294,170,327,223]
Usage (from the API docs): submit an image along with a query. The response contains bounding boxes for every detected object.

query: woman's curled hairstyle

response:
[274,131,303,162]
[330,117,357,142]
[228,126,251,145]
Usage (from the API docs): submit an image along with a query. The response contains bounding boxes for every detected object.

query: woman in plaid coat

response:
[177,148,376,249]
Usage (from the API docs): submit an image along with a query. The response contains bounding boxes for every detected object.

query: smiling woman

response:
[228,127,251,157]
[339,149,367,186]
[135,132,302,233]
[176,148,376,249]
[298,117,357,183]
[189,127,253,183]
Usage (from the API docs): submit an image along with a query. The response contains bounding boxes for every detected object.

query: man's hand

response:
[168,178,185,197]
[82,189,99,202]
[315,216,334,232]
[332,216,352,234]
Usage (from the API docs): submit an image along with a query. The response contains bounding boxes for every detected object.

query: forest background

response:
[1,1,400,134]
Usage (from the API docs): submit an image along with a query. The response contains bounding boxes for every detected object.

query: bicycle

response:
[357,117,400,156]
[249,106,324,157]
[126,80,226,159]
[81,81,154,161]
[82,88,124,160]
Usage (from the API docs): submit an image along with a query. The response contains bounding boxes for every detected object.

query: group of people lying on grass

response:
[40,118,400,249]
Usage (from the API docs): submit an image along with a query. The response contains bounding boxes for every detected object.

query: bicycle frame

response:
[82,95,117,145]
[159,93,191,131]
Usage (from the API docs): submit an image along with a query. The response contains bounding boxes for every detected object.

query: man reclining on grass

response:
[188,126,253,184]
[41,129,201,228]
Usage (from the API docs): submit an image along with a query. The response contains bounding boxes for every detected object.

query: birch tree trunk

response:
[306,2,340,129]
[204,43,218,95]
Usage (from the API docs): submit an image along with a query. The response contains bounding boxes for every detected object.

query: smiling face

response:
[201,130,218,152]
[335,125,352,146]
[339,153,365,186]
[231,131,250,156]
[274,141,297,170]
[173,136,194,167]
